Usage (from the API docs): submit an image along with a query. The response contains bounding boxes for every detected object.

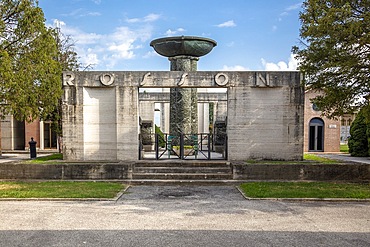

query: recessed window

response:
[312,103,320,111]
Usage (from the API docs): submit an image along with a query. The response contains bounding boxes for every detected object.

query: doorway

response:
[309,118,324,151]
[43,122,57,149]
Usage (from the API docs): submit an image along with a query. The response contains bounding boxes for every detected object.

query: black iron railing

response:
[140,133,227,160]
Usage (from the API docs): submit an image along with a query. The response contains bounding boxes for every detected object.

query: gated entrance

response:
[62,37,304,162]
[139,133,227,160]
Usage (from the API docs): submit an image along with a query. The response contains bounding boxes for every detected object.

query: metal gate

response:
[139,133,227,160]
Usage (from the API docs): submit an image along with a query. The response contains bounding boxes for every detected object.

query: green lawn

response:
[239,182,370,199]
[0,181,125,198]
[303,153,338,163]
[26,153,63,164]
[246,154,338,164]
[340,144,349,153]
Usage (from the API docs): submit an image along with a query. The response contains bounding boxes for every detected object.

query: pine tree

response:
[348,108,369,157]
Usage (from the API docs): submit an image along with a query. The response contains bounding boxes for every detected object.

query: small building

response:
[304,90,340,152]
[1,115,58,151]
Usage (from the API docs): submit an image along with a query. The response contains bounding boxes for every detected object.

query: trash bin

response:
[29,137,37,159]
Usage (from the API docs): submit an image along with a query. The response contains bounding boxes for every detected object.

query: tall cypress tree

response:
[348,108,369,157]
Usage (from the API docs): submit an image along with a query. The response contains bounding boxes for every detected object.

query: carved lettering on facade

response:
[63,73,75,86]
[215,73,229,86]
[99,73,115,86]
[255,72,270,87]
[141,72,152,86]
[177,73,188,86]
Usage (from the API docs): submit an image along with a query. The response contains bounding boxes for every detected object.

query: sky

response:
[38,0,303,71]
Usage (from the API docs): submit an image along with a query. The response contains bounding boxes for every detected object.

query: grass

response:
[26,153,63,164]
[303,153,338,164]
[239,182,370,199]
[0,181,125,198]
[246,153,338,164]
[340,144,349,153]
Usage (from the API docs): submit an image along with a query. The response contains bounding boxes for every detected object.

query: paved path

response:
[315,153,370,164]
[0,153,50,163]
[0,186,369,246]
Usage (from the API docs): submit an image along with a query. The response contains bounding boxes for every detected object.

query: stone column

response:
[150,36,217,137]
[168,56,199,136]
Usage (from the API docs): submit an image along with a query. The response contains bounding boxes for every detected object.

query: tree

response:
[293,0,370,118]
[0,0,62,121]
[348,108,369,156]
[48,23,80,152]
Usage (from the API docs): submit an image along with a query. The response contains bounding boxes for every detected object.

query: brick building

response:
[304,90,341,152]
[1,115,57,151]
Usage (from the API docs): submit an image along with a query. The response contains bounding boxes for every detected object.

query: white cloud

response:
[226,41,235,47]
[81,49,99,66]
[54,19,153,70]
[165,28,186,36]
[91,0,101,4]
[261,54,299,71]
[126,13,161,23]
[143,51,157,59]
[280,2,302,18]
[285,3,302,11]
[221,65,250,71]
[61,8,101,18]
[216,20,236,28]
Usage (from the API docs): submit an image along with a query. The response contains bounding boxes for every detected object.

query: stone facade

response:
[304,90,340,152]
[62,71,304,161]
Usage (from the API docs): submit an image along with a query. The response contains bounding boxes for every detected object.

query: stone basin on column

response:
[150,36,217,139]
[150,36,217,58]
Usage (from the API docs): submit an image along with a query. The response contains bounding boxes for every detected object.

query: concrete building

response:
[61,71,304,161]
[2,88,346,155]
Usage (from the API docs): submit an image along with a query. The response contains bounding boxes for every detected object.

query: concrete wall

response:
[62,72,139,161]
[139,100,155,124]
[83,87,117,159]
[233,163,370,181]
[1,116,29,150]
[1,116,13,150]
[62,71,303,161]
[1,161,368,182]
[227,72,304,161]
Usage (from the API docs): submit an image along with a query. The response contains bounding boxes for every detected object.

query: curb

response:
[235,186,370,202]
[0,185,131,202]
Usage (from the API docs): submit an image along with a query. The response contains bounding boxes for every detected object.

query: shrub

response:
[155,125,165,148]
[348,108,369,157]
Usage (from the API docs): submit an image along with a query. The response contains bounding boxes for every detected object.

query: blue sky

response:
[38,0,303,71]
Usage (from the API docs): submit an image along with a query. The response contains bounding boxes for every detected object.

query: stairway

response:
[130,161,233,185]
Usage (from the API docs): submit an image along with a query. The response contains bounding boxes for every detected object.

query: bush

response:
[155,125,165,148]
[348,108,369,157]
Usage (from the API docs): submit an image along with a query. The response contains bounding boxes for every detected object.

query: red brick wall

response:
[304,90,340,152]
[25,120,40,149]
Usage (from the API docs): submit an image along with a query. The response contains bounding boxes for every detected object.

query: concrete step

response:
[132,161,232,181]
[134,161,230,168]
[126,179,242,186]
[132,173,233,180]
[134,167,231,174]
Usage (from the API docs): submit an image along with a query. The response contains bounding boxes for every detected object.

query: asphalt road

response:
[0,186,369,247]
